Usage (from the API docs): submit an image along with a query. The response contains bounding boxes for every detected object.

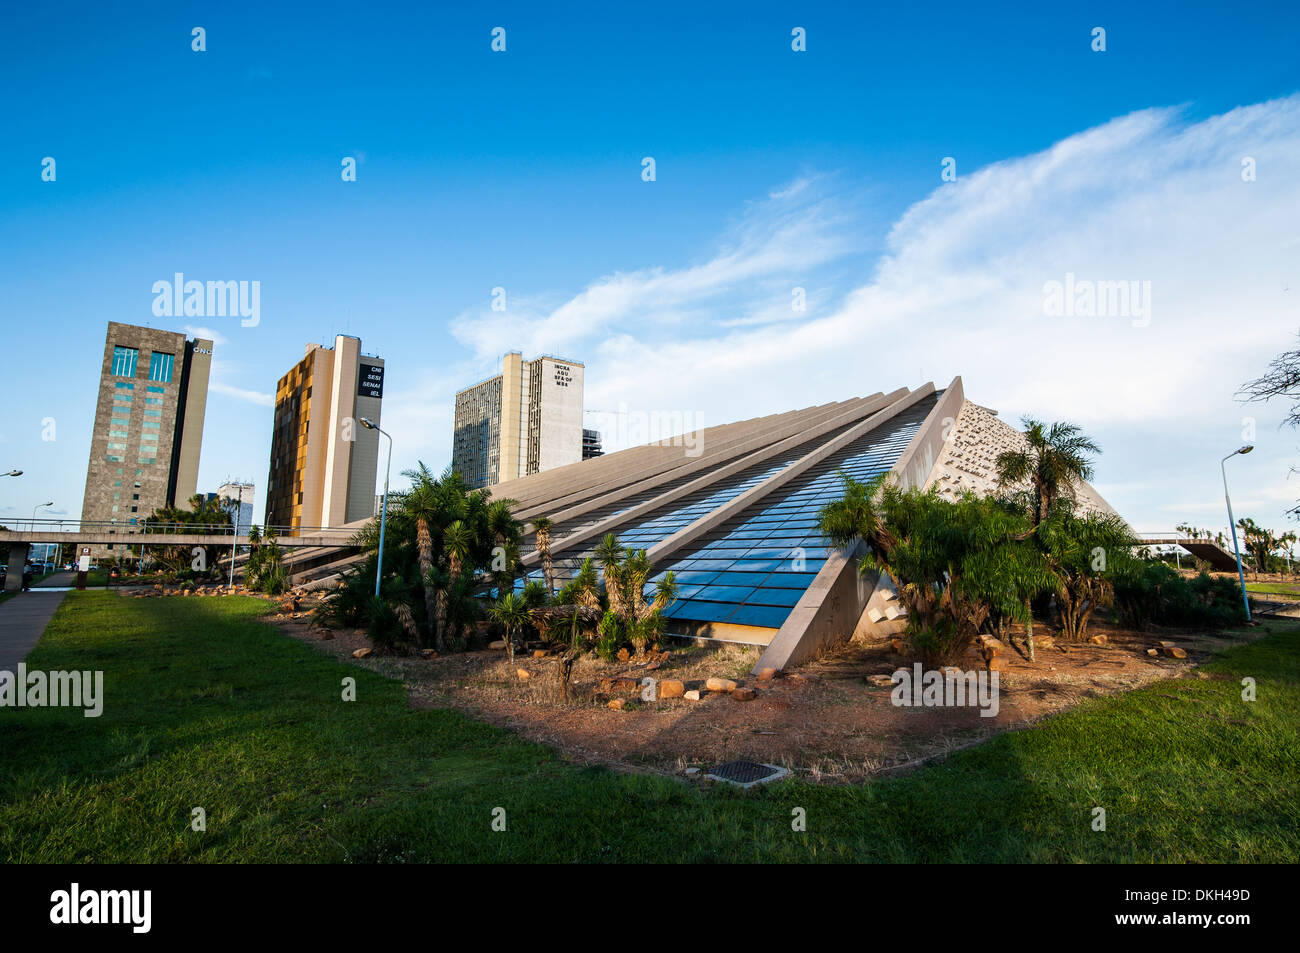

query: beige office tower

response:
[80,322,213,551]
[452,352,584,488]
[265,334,384,531]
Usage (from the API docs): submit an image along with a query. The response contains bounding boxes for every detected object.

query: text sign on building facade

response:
[357,363,384,399]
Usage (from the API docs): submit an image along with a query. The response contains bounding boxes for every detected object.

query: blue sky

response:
[2,0,1299,541]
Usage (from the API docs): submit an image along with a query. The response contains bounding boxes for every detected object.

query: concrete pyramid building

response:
[497,377,1120,675]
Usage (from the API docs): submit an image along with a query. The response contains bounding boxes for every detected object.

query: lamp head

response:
[359,417,376,430]
[1238,445,1254,455]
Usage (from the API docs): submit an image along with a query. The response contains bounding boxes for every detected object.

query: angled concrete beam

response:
[752,377,964,674]
[526,396,885,539]
[528,391,911,568]
[644,385,935,568]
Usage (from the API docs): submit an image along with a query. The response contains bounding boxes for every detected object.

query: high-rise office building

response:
[80,322,212,549]
[215,482,256,529]
[582,428,604,460]
[265,334,384,530]
[452,352,584,489]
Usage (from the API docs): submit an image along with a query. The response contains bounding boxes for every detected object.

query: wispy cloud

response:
[400,96,1300,530]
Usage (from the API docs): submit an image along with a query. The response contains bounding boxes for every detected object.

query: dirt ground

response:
[264,600,1260,784]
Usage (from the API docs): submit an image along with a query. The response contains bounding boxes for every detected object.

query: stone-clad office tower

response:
[79,322,212,551]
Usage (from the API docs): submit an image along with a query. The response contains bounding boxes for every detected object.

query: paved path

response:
[0,591,70,670]
[32,571,77,588]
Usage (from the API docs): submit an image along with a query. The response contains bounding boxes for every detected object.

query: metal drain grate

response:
[704,760,790,789]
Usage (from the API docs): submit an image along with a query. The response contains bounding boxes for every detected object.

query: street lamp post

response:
[32,502,52,575]
[1221,446,1253,622]
[359,418,391,598]
[3,470,22,477]
[226,483,253,590]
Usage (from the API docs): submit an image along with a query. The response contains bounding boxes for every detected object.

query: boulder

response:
[517,669,532,680]
[705,677,737,693]
[867,674,894,687]
[732,687,757,702]
[488,640,506,650]
[683,690,702,701]
[352,648,372,659]
[1089,634,1108,646]
[756,667,778,681]
[659,679,685,698]
[1163,646,1188,659]
[607,698,625,711]
[420,649,438,659]
[532,650,547,658]
[1145,648,1159,657]
[597,676,641,695]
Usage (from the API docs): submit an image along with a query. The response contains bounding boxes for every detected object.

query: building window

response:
[114,381,135,390]
[112,347,138,377]
[148,352,174,383]
[146,385,164,394]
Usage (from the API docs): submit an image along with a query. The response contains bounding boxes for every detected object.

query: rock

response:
[940,666,964,680]
[706,677,737,693]
[659,679,685,698]
[867,674,895,687]
[732,687,757,702]
[683,690,702,701]
[532,650,547,658]
[1163,646,1188,659]
[352,648,372,659]
[1032,634,1055,647]
[987,656,1006,672]
[756,667,778,681]
[979,635,1006,654]
[890,637,906,653]
[488,640,506,650]
[1090,634,1108,645]
[646,651,671,671]
[597,676,641,695]
[684,767,700,775]
[320,632,335,641]
[420,649,438,659]
[516,668,531,680]
[1145,648,1158,657]
[1158,640,1176,648]
[607,698,625,710]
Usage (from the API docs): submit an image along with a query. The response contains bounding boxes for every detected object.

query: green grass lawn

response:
[1246,581,1300,597]
[2,591,1297,863]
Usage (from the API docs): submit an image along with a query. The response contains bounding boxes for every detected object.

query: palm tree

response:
[442,519,474,646]
[994,418,1100,527]
[532,516,556,596]
[487,591,531,663]
[593,533,626,617]
[572,557,601,609]
[399,462,466,651]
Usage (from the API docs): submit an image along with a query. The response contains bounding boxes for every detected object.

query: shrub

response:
[1114,564,1246,629]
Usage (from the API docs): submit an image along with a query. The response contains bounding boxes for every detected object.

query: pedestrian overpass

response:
[0,518,369,591]
[1135,532,1241,571]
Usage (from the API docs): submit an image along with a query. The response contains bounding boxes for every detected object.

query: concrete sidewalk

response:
[0,591,70,670]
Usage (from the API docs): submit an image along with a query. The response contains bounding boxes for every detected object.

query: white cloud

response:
[209,380,273,407]
[414,96,1300,531]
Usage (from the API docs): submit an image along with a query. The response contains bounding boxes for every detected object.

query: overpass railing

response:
[0,518,364,539]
